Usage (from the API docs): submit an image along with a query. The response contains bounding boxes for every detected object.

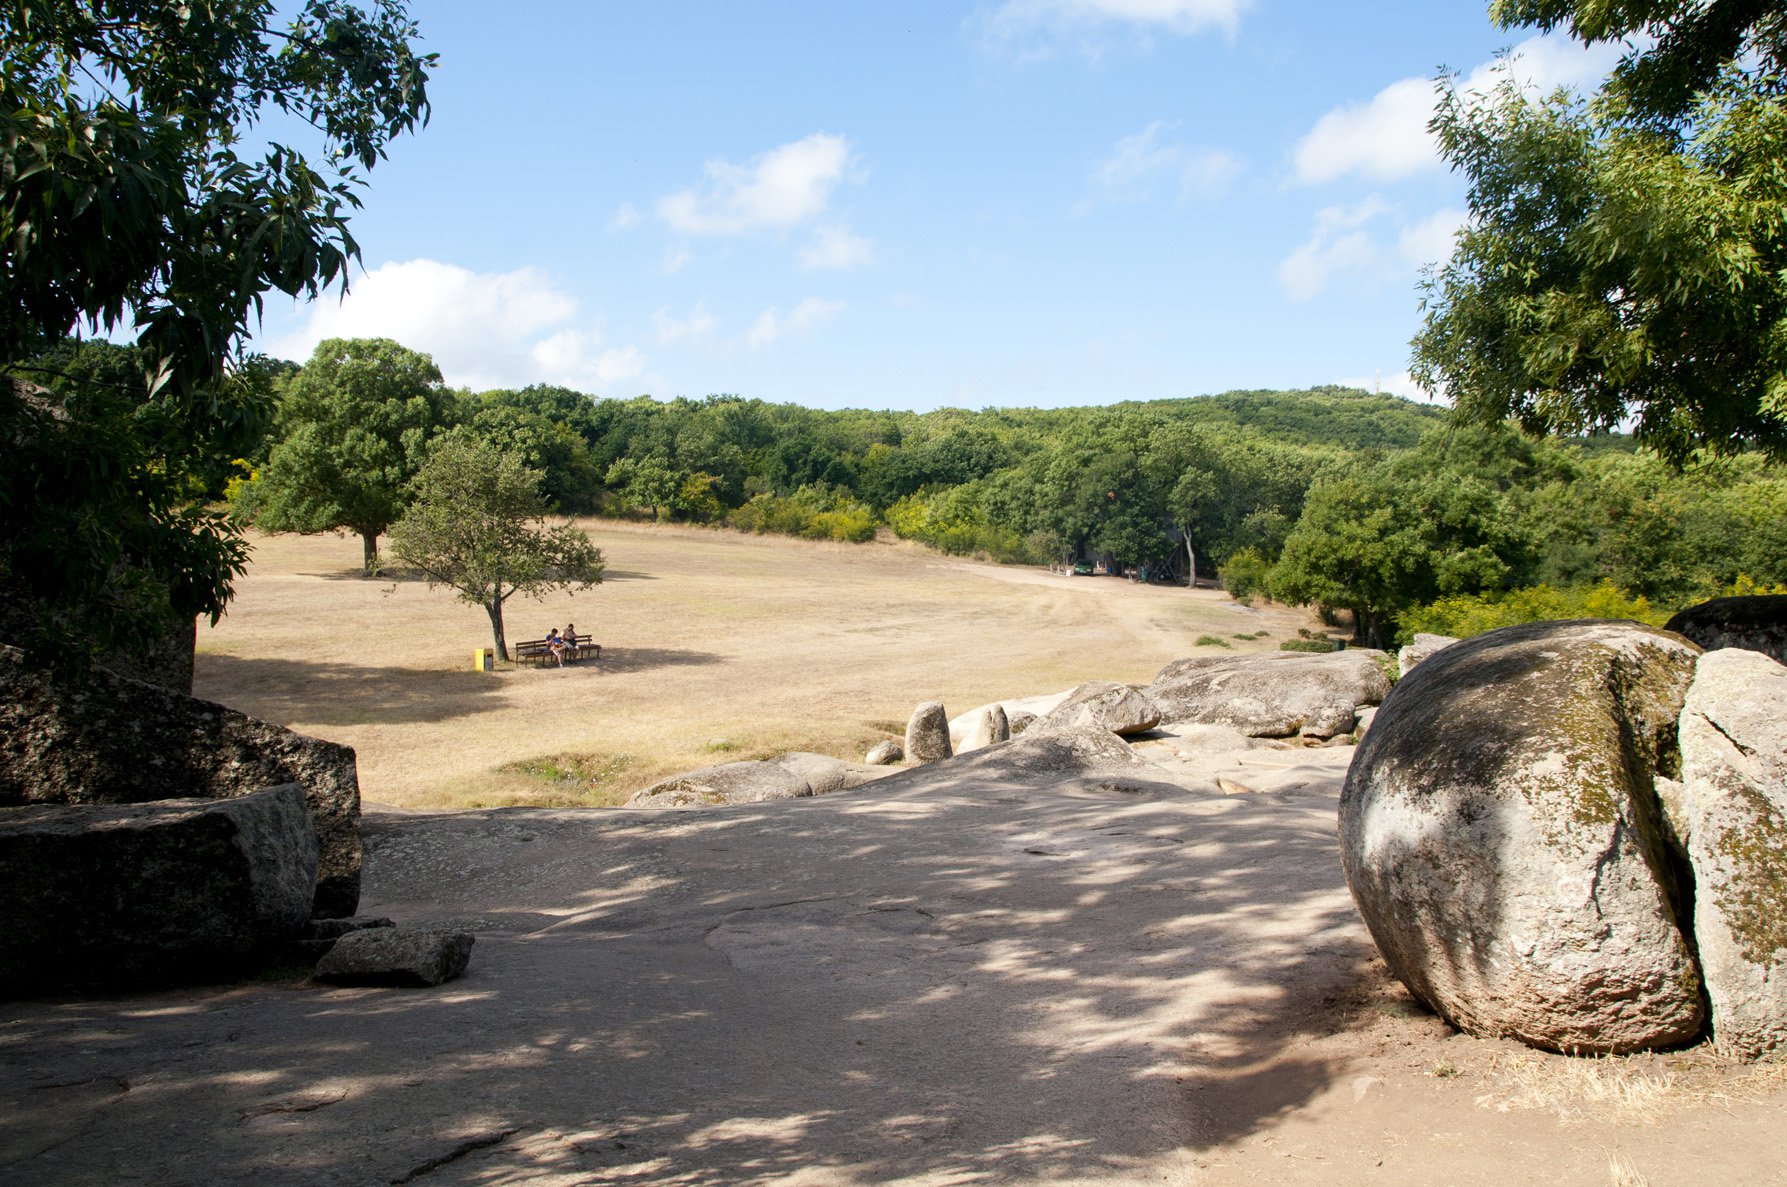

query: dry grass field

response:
[195,521,1316,810]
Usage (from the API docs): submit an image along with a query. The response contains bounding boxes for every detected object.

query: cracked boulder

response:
[0,784,318,993]
[1033,681,1161,738]
[1676,647,1787,1058]
[1144,650,1389,739]
[0,651,362,917]
[1340,620,1704,1055]
[957,703,1010,753]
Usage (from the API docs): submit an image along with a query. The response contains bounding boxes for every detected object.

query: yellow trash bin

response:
[472,648,494,672]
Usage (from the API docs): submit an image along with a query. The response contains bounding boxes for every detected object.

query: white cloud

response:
[657,133,857,235]
[662,245,694,275]
[976,0,1251,57]
[608,202,643,232]
[654,303,719,346]
[1336,369,1449,405]
[1292,33,1631,185]
[1277,201,1464,301]
[269,258,646,394]
[745,298,845,350]
[800,224,877,271]
[1398,206,1468,267]
[1293,77,1437,185]
[1085,122,1242,209]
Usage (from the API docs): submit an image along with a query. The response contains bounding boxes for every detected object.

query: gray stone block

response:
[314,927,475,987]
[0,785,318,993]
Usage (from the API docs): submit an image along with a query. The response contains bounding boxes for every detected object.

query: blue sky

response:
[250,1,1626,412]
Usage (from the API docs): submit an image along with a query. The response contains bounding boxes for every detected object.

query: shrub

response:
[1219,547,1272,604]
[1399,580,1666,643]
[725,484,878,543]
[1194,635,1232,648]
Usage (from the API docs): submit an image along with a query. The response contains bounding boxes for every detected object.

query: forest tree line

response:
[30,335,1783,652]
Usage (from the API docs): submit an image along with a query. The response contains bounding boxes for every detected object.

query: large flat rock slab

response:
[0,785,317,993]
[0,737,1370,1185]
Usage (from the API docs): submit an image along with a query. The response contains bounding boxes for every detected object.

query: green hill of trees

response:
[10,331,1751,652]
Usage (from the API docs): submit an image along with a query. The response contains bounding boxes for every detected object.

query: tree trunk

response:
[1184,534,1197,590]
[486,600,510,662]
[361,530,380,577]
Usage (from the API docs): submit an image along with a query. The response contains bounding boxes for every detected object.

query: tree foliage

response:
[0,1,432,665]
[244,337,453,574]
[1414,0,1787,461]
[389,438,604,661]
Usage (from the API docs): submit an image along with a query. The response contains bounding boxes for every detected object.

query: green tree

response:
[1414,1,1787,461]
[604,453,682,520]
[246,337,453,575]
[1271,457,1524,648]
[389,438,604,662]
[1,0,432,665]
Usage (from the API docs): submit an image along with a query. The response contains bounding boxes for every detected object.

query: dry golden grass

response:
[1474,1046,1787,1127]
[196,521,1313,809]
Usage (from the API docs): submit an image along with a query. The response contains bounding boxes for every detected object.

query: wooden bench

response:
[513,636,601,668]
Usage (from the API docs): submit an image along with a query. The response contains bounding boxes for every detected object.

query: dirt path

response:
[194,524,1310,808]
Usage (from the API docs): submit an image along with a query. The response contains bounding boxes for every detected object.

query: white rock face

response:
[959,704,1010,753]
[1035,681,1161,737]
[1397,633,1459,678]
[1340,620,1704,1055]
[1144,651,1389,739]
[1677,648,1787,1058]
[627,753,880,807]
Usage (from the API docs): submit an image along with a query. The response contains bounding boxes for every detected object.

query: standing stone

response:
[905,702,953,763]
[1677,648,1787,1058]
[960,704,1011,753]
[1341,620,1705,1055]
[0,785,318,993]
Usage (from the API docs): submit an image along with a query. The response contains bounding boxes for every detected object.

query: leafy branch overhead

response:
[1416,0,1787,462]
[1,1,433,670]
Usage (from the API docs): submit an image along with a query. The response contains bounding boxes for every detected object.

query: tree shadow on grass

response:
[565,646,723,675]
[194,653,507,726]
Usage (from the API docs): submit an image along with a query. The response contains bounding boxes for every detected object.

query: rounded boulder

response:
[1340,620,1704,1054]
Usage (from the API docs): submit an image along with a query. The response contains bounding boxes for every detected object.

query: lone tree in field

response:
[390,438,604,661]
[248,337,454,576]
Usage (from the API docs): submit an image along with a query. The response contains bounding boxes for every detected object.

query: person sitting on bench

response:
[562,624,580,662]
[546,627,567,667]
